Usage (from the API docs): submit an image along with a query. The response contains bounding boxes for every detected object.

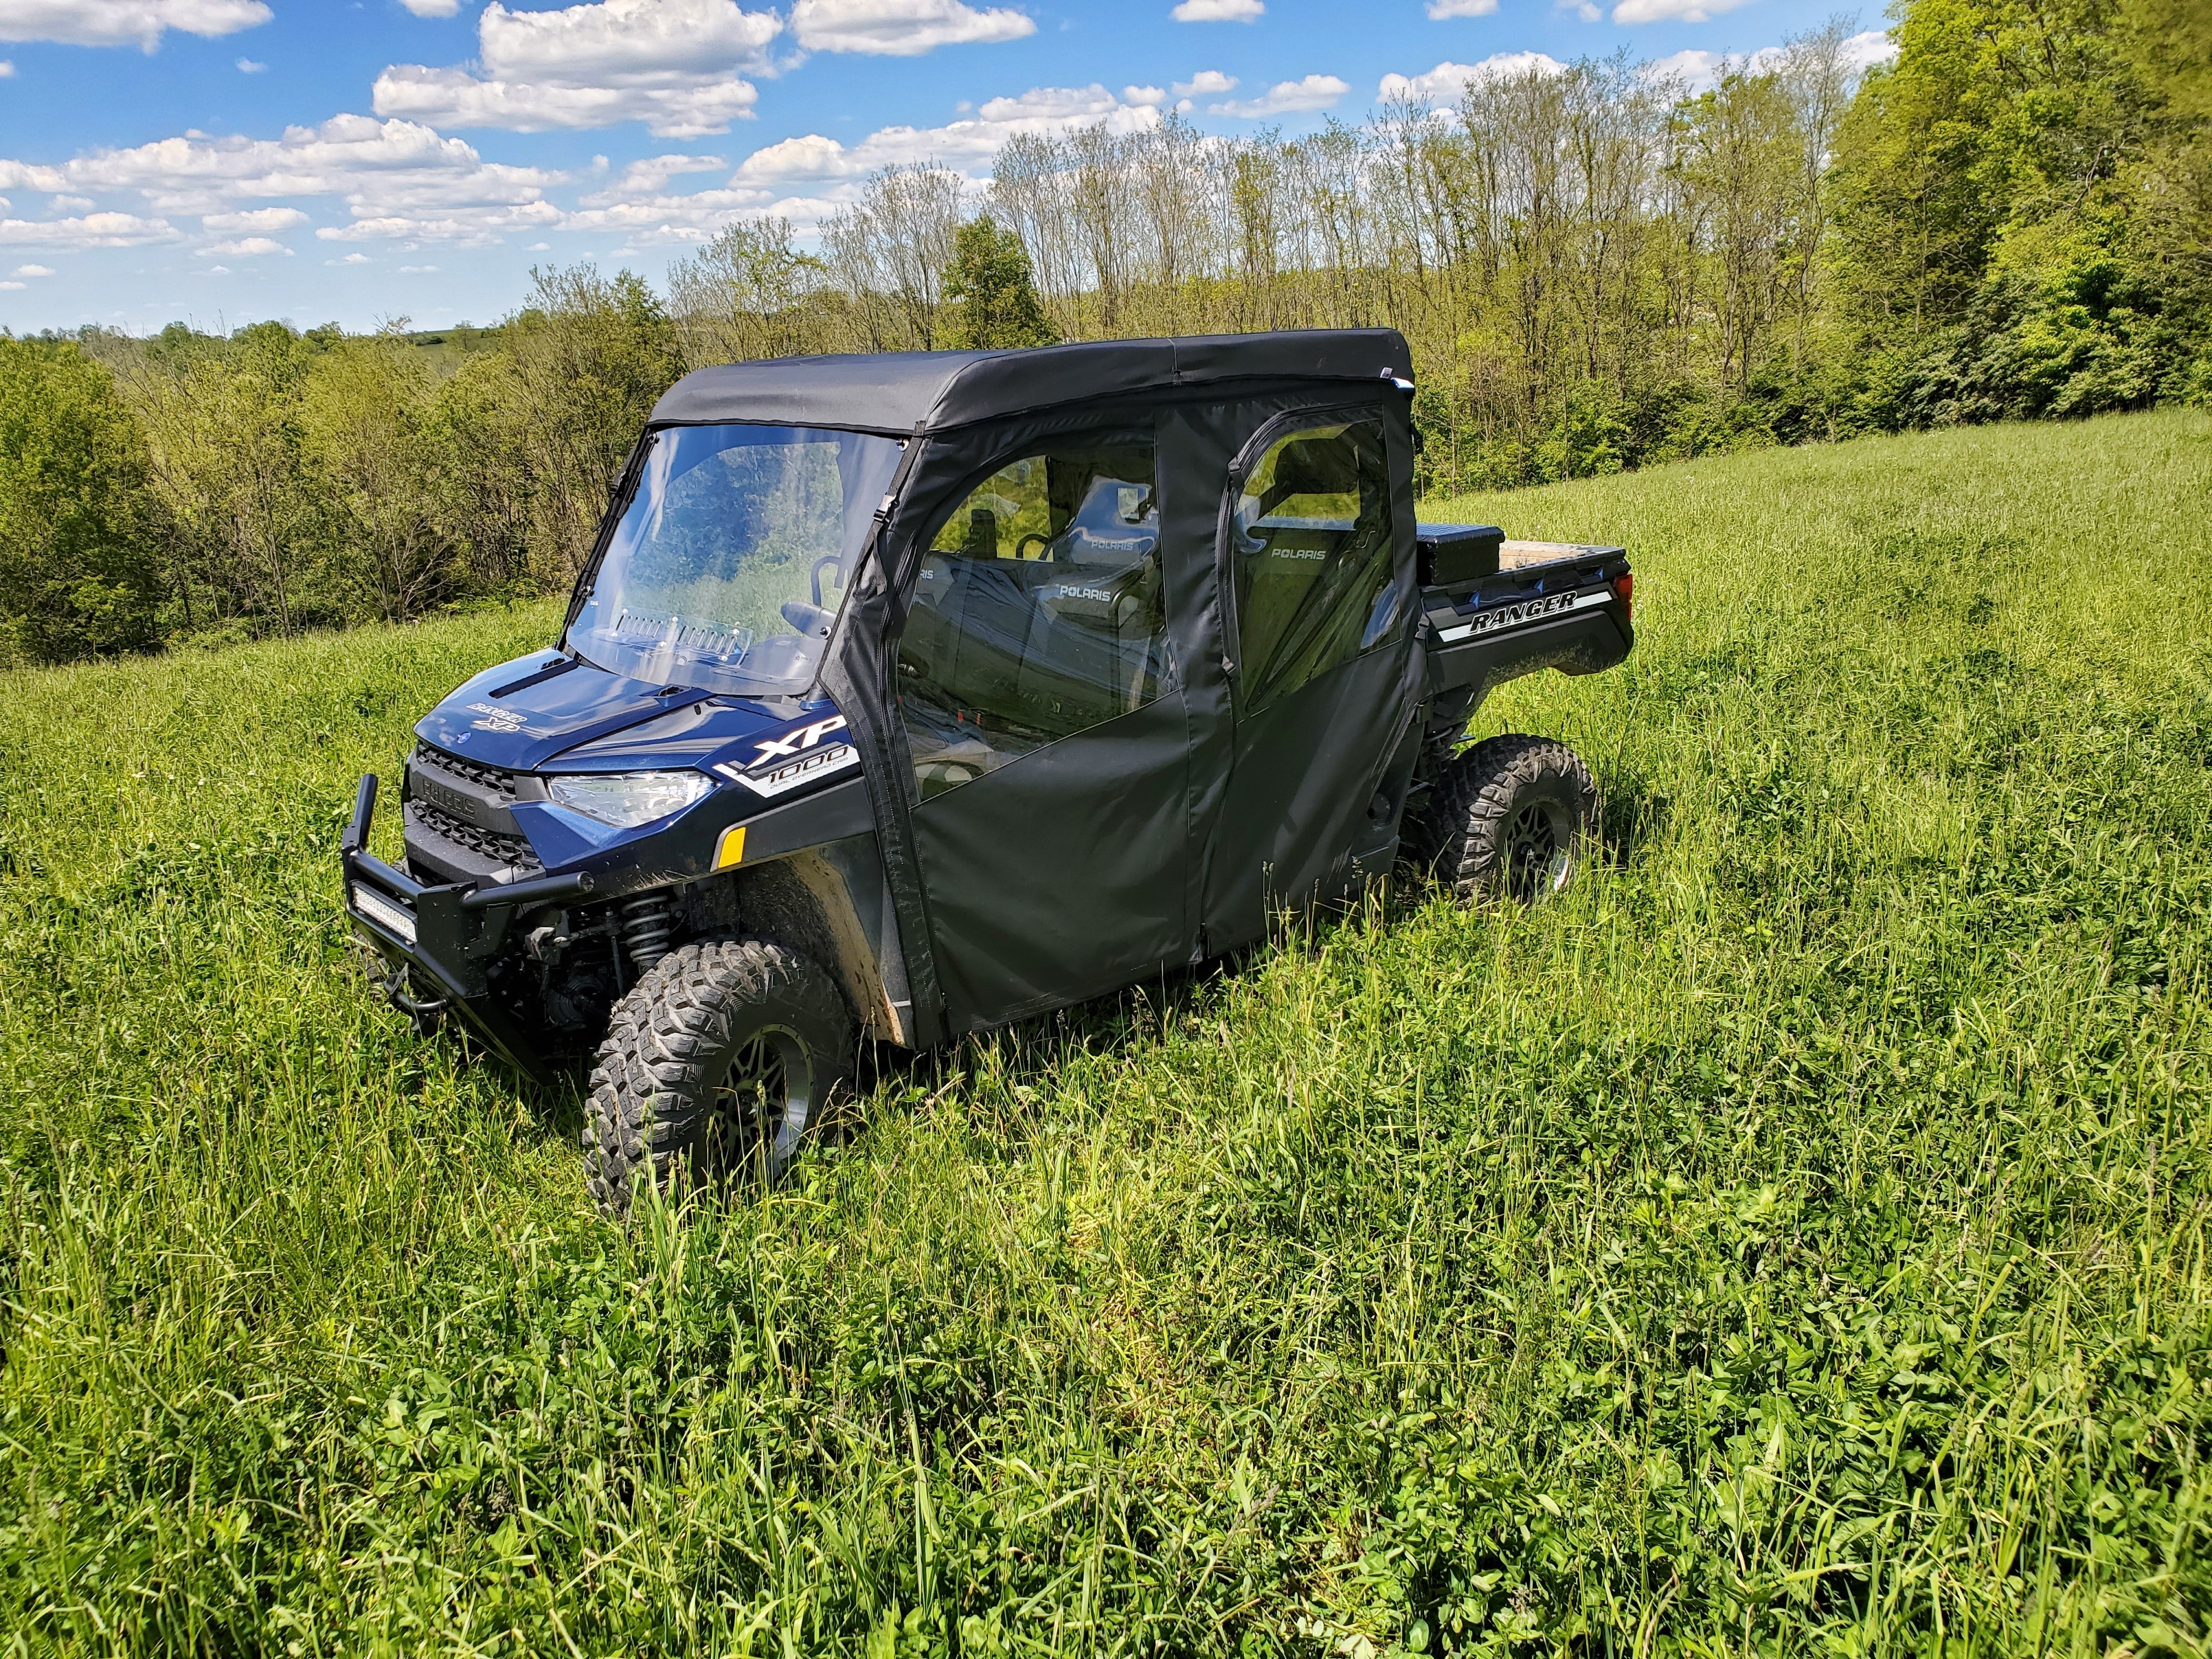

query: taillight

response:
[1610,572,1633,623]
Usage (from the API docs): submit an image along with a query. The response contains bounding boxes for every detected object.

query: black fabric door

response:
[1201,403,1423,949]
[892,426,1197,1030]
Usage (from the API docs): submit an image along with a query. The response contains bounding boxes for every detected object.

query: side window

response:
[1231,419,1398,713]
[898,439,1164,800]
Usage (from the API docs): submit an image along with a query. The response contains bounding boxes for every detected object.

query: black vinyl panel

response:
[885,407,1194,1031]
[1155,400,1237,966]
[823,371,1417,1041]
[1199,646,1410,948]
[815,436,944,1047]
[650,330,1409,437]
[910,692,1193,1028]
[1199,389,1423,950]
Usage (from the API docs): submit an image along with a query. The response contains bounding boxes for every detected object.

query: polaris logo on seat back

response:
[1436,586,1611,644]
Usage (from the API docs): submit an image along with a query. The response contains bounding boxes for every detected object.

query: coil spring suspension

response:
[618,892,677,975]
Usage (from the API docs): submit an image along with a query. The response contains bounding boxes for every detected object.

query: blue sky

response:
[0,0,1887,336]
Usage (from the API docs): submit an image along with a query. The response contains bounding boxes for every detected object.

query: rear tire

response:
[583,935,853,1220]
[1404,733,1596,902]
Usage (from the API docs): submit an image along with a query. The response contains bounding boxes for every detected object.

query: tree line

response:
[0,0,2202,665]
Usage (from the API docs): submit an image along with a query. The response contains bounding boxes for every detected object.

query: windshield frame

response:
[560,420,905,701]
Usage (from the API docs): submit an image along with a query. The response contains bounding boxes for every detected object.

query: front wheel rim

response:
[700,1024,813,1184]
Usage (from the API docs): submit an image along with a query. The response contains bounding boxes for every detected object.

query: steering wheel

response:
[1015,533,1051,561]
[811,555,842,608]
[780,599,833,636]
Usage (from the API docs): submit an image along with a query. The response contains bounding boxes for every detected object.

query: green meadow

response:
[2,409,2208,1655]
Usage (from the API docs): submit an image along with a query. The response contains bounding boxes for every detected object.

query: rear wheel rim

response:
[699,1024,812,1186]
[1502,796,1575,900]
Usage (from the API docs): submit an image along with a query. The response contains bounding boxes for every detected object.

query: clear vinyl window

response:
[898,440,1164,800]
[1230,419,1398,713]
[566,423,903,698]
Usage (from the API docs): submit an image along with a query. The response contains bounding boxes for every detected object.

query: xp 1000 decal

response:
[715,714,860,799]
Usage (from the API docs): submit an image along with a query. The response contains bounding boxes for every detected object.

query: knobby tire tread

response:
[1406,733,1596,898]
[583,934,851,1219]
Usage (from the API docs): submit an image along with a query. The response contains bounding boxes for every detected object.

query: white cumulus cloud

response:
[0,114,566,245]
[399,0,460,14]
[375,65,762,134]
[1641,30,1893,91]
[375,0,780,136]
[791,0,1034,55]
[0,1,270,50]
[1379,52,1565,101]
[480,0,777,82]
[546,78,1156,239]
[1171,0,1261,19]
[1839,29,1898,70]
[735,81,1161,184]
[0,211,177,247]
[1210,72,1346,117]
[200,205,306,233]
[195,233,288,256]
[0,59,14,74]
[1173,68,1235,98]
[314,202,563,242]
[1426,0,1497,15]
[1612,0,1750,24]
[235,55,262,71]
[578,151,725,205]
[1639,47,1723,87]
[15,262,53,274]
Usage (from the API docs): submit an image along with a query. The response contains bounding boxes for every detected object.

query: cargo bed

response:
[1414,523,1633,703]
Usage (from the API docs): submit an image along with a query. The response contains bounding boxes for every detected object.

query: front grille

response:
[414,740,519,799]
[409,798,543,873]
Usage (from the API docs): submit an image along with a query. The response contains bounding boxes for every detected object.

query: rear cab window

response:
[1230,419,1398,712]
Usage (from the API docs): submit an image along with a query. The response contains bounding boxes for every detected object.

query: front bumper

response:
[340,774,595,1081]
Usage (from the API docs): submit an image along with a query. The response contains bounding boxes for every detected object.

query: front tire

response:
[1405,733,1596,902]
[583,935,854,1219]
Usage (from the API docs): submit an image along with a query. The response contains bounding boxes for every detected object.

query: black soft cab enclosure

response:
[340,329,1633,1215]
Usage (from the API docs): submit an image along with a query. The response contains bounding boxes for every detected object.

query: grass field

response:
[2,409,2209,1656]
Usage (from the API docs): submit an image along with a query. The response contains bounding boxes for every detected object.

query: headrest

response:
[1256,437,1363,518]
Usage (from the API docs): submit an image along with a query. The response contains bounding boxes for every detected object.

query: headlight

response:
[546,770,714,828]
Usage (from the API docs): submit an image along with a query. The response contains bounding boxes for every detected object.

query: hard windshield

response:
[567,424,904,697]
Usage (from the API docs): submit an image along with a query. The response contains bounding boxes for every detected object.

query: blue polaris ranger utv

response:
[342,329,1633,1215]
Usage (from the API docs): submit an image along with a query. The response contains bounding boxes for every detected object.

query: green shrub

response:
[0,338,165,664]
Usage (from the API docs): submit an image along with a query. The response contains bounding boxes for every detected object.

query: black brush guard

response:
[340,774,595,1080]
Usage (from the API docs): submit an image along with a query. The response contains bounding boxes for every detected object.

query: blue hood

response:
[415,652,828,777]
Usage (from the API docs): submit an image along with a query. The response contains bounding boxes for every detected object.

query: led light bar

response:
[352,884,417,946]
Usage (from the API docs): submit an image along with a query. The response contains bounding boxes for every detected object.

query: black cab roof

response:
[648,328,1414,436]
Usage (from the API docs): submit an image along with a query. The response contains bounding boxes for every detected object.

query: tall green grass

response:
[2,410,2208,1656]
